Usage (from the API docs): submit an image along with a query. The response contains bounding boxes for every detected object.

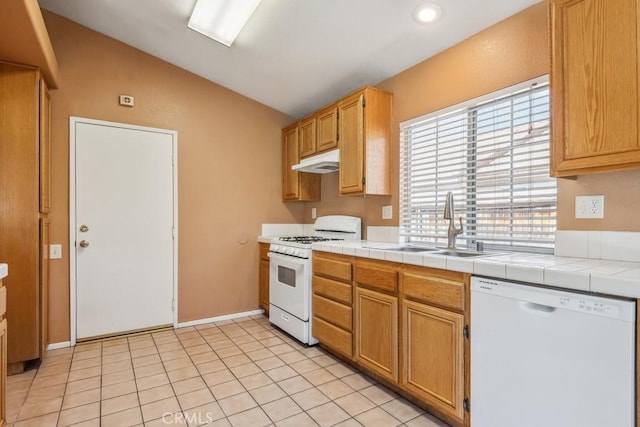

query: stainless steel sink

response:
[391,246,442,252]
[362,245,500,257]
[432,249,494,258]
[363,245,441,253]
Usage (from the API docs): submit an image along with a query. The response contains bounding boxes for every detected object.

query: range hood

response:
[291,149,339,174]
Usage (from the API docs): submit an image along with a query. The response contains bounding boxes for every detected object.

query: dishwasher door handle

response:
[520,301,556,313]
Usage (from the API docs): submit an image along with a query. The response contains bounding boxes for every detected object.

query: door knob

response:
[80,225,89,232]
[79,240,90,248]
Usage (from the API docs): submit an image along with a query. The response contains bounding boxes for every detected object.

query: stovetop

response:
[277,236,344,245]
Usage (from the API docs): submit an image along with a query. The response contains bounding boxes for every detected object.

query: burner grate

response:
[278,236,344,245]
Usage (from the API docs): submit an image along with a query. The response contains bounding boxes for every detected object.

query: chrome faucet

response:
[444,192,463,249]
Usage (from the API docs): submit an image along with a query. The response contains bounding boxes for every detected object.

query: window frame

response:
[399,75,556,254]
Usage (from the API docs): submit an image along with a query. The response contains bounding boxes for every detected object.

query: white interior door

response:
[73,119,176,340]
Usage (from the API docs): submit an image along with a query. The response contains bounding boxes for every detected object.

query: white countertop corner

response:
[0,264,7,280]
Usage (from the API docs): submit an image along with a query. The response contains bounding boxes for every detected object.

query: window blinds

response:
[399,77,556,252]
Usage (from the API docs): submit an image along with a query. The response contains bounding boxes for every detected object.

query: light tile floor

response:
[6,314,449,427]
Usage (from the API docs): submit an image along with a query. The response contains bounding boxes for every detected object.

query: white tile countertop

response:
[0,264,7,280]
[311,241,640,300]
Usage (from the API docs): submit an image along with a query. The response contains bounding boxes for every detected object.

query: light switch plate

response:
[50,244,62,259]
[311,208,317,219]
[382,205,393,220]
[575,195,604,219]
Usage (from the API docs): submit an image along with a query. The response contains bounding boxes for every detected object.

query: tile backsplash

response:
[366,226,400,243]
[555,231,640,262]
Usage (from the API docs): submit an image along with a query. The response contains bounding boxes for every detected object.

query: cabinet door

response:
[338,93,365,194]
[39,218,49,356]
[354,287,398,382]
[39,80,51,214]
[282,125,300,200]
[258,243,270,312]
[0,318,6,427]
[282,125,321,202]
[401,299,464,422]
[550,0,640,176]
[259,259,269,312]
[299,116,317,159]
[316,105,338,153]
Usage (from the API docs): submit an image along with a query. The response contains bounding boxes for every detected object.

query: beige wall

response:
[43,1,640,342]
[305,2,640,234]
[43,11,303,343]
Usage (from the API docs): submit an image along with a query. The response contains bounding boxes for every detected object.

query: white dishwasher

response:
[471,276,635,427]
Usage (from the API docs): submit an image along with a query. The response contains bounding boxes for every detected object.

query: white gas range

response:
[268,215,361,344]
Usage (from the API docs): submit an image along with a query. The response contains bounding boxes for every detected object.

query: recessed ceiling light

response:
[414,3,442,24]
[188,0,263,47]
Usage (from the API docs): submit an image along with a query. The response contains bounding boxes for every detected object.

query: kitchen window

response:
[400,76,556,253]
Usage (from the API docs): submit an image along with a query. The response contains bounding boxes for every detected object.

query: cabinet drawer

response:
[0,286,5,317]
[402,271,464,312]
[313,276,352,305]
[313,316,352,357]
[314,254,352,283]
[313,294,352,332]
[355,260,398,294]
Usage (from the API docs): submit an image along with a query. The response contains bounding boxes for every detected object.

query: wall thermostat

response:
[119,95,134,107]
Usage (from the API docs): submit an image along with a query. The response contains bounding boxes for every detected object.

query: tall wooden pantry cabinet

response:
[0,61,51,371]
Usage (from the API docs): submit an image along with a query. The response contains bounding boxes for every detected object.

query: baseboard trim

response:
[47,341,72,350]
[177,309,265,328]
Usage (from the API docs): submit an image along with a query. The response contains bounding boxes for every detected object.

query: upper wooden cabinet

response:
[282,86,391,197]
[550,0,640,176]
[299,115,317,159]
[315,104,339,154]
[282,124,321,201]
[299,105,339,160]
[338,87,392,195]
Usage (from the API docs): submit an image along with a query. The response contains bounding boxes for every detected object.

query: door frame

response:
[69,116,178,346]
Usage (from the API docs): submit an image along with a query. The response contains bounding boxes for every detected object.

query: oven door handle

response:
[268,252,308,274]
[268,252,304,263]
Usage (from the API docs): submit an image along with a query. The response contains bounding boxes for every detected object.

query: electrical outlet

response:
[50,244,62,259]
[575,195,604,219]
[311,208,317,219]
[382,205,393,220]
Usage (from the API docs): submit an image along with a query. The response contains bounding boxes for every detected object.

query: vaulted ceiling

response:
[39,0,540,118]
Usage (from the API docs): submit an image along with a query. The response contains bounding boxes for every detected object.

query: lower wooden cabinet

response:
[312,252,353,358]
[311,252,470,427]
[0,317,6,427]
[401,299,465,421]
[354,287,398,382]
[312,316,352,357]
[258,243,270,313]
[0,278,6,427]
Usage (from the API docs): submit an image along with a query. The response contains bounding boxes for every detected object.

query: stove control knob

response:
[294,249,302,257]
[272,245,280,253]
[287,247,295,255]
